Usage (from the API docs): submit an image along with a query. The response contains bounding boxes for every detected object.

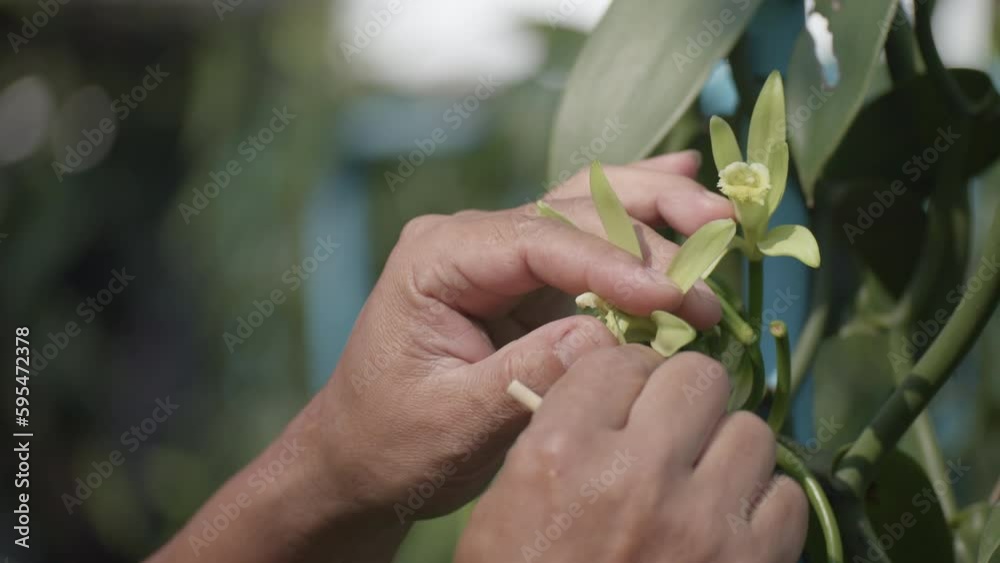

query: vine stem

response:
[748,258,763,327]
[914,0,996,116]
[834,202,1000,497]
[888,328,959,520]
[776,440,843,563]
[767,321,791,432]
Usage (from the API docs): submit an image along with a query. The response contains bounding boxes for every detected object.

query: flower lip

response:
[717,162,771,205]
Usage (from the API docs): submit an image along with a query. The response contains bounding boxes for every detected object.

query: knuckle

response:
[665,351,731,400]
[662,500,725,562]
[508,430,575,479]
[588,343,661,375]
[729,412,775,459]
[400,214,446,242]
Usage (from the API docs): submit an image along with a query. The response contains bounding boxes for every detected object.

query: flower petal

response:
[765,141,788,215]
[650,311,697,357]
[747,71,786,166]
[758,224,821,268]
[666,218,737,292]
[590,161,643,259]
[536,200,577,227]
[710,116,743,172]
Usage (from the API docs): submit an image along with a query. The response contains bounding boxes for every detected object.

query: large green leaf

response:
[982,504,1000,563]
[787,0,899,204]
[864,450,955,563]
[952,502,992,563]
[590,161,643,258]
[824,69,1000,193]
[548,0,764,180]
[813,332,896,454]
[830,178,928,297]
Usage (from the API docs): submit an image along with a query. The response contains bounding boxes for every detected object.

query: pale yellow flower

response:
[717,162,771,205]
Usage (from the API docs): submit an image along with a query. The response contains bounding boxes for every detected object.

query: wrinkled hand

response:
[308,152,734,524]
[456,346,809,563]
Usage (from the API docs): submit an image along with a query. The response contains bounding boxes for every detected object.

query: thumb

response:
[451,315,618,432]
[632,149,702,178]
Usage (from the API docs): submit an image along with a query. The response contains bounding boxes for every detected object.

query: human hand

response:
[456,346,808,563]
[301,151,734,527]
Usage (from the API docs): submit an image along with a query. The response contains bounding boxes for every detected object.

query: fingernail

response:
[702,187,732,207]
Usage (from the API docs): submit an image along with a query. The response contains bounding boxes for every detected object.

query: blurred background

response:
[0,0,997,561]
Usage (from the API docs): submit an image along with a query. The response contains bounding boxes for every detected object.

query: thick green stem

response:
[748,258,763,327]
[834,203,1000,497]
[777,441,843,563]
[888,329,959,520]
[706,278,757,346]
[746,341,766,411]
[767,321,791,432]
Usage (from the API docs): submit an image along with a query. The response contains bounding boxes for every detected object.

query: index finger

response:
[406,209,688,321]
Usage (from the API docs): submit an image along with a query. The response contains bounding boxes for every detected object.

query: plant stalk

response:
[767,321,791,432]
[748,258,763,327]
[834,202,1000,497]
[888,328,959,520]
[777,440,843,563]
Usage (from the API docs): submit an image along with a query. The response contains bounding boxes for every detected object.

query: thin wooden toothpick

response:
[507,379,543,412]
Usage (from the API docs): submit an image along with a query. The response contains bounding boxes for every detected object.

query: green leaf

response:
[831,178,928,296]
[709,116,742,172]
[787,0,900,204]
[536,200,577,227]
[765,141,788,215]
[589,161,642,259]
[824,69,1000,193]
[757,224,820,268]
[952,502,992,563]
[649,311,696,357]
[666,218,737,292]
[864,450,955,563]
[981,504,1000,563]
[813,333,896,454]
[548,0,764,180]
[746,70,786,166]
